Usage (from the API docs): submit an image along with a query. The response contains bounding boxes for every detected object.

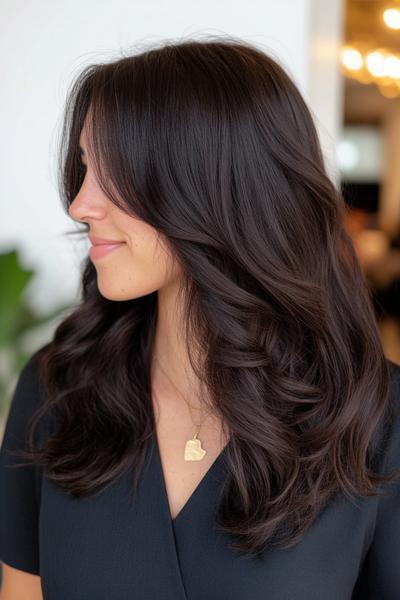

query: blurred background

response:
[1,0,400,442]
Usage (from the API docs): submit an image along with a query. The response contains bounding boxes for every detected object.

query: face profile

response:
[68,121,182,302]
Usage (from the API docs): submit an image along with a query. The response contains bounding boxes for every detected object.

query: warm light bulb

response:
[383,8,400,29]
[366,51,386,77]
[384,54,400,78]
[341,47,363,70]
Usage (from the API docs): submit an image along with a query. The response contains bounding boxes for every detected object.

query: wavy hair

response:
[9,35,400,558]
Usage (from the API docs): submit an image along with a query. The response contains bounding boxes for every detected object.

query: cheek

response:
[129,229,174,273]
[94,233,181,301]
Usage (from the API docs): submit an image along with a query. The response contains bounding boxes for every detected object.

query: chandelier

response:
[341,2,400,98]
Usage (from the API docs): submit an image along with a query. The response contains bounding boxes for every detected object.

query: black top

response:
[1,350,400,600]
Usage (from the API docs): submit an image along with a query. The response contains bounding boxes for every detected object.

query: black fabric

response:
[1,349,400,599]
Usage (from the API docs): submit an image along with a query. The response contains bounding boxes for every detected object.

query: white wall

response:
[0,0,344,319]
[307,0,344,183]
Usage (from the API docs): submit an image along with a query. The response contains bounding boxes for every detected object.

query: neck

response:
[151,280,206,412]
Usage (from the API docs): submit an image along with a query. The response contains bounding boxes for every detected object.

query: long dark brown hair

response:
[8,35,400,558]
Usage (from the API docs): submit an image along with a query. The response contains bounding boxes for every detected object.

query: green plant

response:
[0,249,72,416]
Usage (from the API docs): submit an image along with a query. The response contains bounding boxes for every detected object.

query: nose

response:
[68,180,108,224]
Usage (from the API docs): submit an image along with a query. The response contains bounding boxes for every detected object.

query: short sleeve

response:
[0,351,46,575]
[352,359,400,599]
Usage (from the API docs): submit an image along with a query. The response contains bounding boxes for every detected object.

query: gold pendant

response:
[184,433,207,461]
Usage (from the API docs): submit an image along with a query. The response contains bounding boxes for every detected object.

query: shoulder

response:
[375,357,400,476]
[1,345,52,451]
[356,358,400,595]
[0,347,51,577]
[12,349,45,403]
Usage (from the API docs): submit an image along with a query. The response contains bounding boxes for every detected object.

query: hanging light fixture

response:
[340,44,400,98]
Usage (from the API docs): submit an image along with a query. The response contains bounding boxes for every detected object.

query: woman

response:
[1,36,400,599]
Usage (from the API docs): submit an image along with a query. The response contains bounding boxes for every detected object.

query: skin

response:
[0,563,43,599]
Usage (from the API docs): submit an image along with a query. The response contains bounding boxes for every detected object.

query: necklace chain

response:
[152,356,214,461]
[152,357,213,434]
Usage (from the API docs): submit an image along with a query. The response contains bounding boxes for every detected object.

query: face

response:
[68,123,182,301]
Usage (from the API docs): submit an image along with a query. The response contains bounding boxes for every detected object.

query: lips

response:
[89,235,125,246]
[89,241,125,260]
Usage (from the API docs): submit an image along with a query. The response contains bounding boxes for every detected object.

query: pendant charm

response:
[184,433,207,461]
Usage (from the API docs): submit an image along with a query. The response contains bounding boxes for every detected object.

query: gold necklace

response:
[152,357,213,461]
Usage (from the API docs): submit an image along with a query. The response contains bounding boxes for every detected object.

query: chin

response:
[97,279,153,302]
[96,283,131,302]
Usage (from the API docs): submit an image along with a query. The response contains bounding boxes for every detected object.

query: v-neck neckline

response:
[152,432,228,526]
